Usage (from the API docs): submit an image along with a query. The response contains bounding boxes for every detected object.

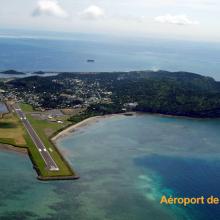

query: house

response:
[124,102,138,110]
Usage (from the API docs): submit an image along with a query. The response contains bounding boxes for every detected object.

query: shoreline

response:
[0,110,216,163]
[52,113,130,142]
[0,113,133,172]
[52,110,217,143]
[0,111,215,156]
[0,143,27,155]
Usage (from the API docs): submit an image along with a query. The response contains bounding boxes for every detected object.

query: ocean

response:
[0,114,219,220]
[0,34,220,80]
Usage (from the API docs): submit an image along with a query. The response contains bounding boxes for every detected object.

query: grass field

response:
[20,103,34,112]
[0,113,27,147]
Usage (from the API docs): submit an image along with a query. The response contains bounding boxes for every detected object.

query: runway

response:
[13,103,59,171]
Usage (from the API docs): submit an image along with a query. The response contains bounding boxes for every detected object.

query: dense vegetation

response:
[68,103,122,123]
[5,70,220,118]
[107,72,220,117]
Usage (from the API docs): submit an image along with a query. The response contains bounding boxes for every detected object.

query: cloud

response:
[155,14,199,25]
[32,0,68,18]
[80,5,105,20]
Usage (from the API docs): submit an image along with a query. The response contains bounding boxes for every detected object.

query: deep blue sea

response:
[0,33,220,79]
[0,114,219,220]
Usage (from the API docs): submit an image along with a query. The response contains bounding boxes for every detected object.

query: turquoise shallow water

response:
[0,102,8,113]
[0,114,219,219]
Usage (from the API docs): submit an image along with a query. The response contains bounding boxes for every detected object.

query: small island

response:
[0,70,26,75]
[87,59,95,63]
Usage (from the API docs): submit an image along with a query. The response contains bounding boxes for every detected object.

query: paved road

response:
[13,103,59,171]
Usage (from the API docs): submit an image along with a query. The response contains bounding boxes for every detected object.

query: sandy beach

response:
[51,113,132,142]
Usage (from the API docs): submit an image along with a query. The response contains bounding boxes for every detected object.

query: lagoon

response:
[0,114,219,219]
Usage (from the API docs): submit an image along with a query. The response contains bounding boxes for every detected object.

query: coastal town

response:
[0,71,140,114]
[0,76,111,110]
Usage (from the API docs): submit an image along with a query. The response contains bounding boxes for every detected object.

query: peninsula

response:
[1,69,220,180]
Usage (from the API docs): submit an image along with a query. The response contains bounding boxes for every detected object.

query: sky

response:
[0,0,220,42]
